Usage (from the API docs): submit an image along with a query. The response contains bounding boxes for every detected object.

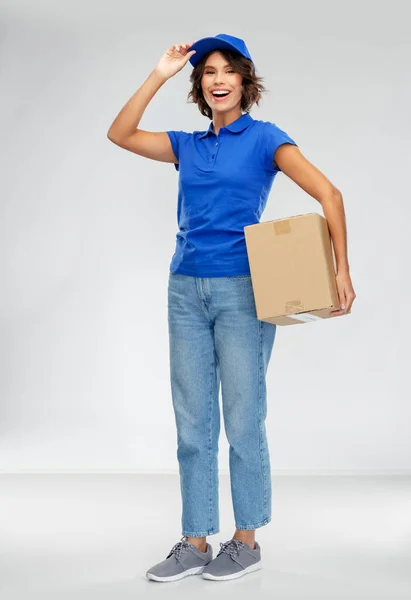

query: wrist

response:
[152,68,169,84]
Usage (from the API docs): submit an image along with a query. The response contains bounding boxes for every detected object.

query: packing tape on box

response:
[288,313,323,322]
[285,300,304,313]
[284,301,323,322]
[273,220,291,235]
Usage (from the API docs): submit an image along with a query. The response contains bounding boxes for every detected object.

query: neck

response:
[212,109,243,135]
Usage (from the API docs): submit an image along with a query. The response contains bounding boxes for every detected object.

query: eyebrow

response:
[204,63,232,69]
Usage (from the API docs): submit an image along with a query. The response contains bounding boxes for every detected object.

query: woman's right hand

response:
[154,42,197,80]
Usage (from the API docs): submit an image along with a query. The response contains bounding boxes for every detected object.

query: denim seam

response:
[208,351,213,533]
[182,528,220,536]
[196,279,214,326]
[235,515,271,530]
[214,346,220,533]
[258,320,268,517]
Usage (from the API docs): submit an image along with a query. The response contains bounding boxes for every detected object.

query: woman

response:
[107,34,356,583]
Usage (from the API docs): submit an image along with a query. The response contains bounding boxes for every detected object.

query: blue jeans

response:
[167,272,277,537]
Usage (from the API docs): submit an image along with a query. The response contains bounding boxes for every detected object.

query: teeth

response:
[212,91,230,96]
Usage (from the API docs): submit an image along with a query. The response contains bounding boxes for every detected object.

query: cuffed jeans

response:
[167,272,277,537]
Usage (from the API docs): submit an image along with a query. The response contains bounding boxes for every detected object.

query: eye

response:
[204,69,235,74]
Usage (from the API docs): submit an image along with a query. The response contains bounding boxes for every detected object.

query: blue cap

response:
[188,34,253,68]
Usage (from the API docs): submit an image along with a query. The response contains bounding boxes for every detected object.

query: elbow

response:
[322,186,342,203]
[317,186,342,207]
[107,123,121,141]
[107,130,122,146]
[331,186,343,199]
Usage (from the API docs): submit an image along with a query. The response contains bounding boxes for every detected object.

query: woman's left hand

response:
[331,270,356,316]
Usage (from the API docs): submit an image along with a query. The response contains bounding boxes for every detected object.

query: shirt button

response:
[212,154,215,158]
[215,142,218,146]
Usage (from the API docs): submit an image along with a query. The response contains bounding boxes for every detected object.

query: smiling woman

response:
[187,46,266,122]
[107,32,356,584]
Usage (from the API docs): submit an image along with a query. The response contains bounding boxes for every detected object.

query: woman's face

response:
[201,51,243,114]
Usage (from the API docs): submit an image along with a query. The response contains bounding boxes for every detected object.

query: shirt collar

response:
[199,112,254,139]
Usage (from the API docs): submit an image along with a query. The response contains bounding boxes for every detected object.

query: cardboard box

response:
[244,213,341,326]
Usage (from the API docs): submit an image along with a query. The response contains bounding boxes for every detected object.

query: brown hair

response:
[187,49,267,119]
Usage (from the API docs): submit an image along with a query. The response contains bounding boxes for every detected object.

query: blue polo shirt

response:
[166,112,297,277]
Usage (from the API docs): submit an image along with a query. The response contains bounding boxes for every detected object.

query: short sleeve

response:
[261,122,298,172]
[166,130,182,172]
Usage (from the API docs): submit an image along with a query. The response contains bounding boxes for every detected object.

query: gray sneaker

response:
[146,536,213,582]
[201,539,261,581]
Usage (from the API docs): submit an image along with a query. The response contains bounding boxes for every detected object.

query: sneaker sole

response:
[202,560,261,581]
[146,565,207,582]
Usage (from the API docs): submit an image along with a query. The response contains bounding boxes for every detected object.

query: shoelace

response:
[217,539,246,558]
[166,536,192,560]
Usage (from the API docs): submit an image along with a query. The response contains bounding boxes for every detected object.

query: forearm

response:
[321,191,350,273]
[107,68,168,140]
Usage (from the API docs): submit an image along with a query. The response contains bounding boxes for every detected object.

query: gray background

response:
[1,0,409,473]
